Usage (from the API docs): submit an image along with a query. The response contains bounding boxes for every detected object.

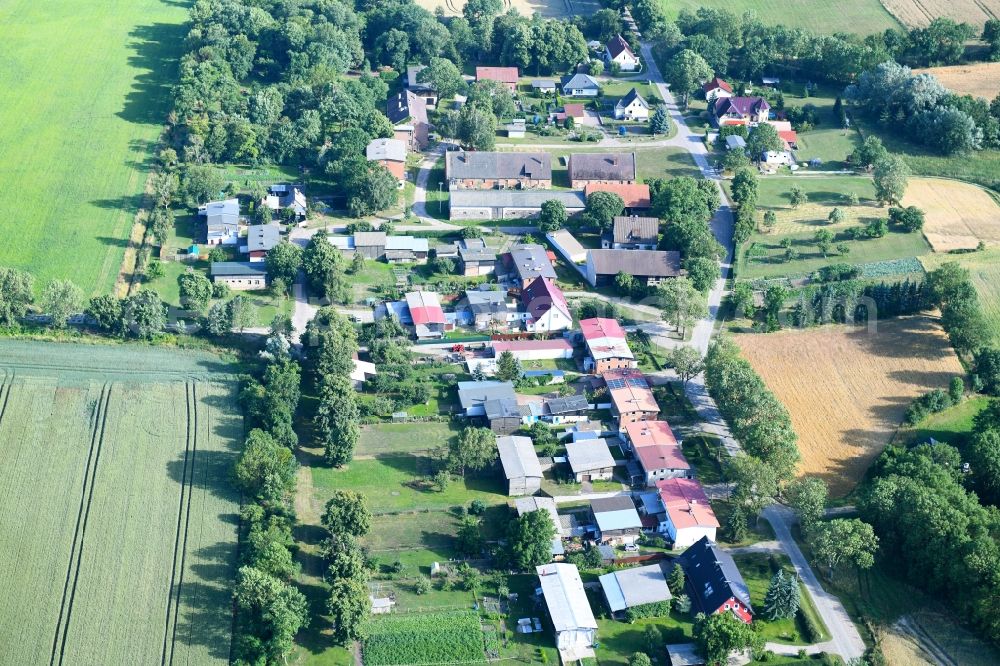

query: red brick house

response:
[676,536,754,624]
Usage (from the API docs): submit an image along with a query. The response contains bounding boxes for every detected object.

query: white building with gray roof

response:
[449,189,586,221]
[536,563,598,662]
[565,439,616,482]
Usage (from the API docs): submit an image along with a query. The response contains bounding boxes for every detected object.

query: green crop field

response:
[660,0,901,34]
[0,340,241,665]
[363,610,495,666]
[0,0,187,296]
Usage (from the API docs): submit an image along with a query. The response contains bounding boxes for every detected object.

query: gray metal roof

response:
[497,436,543,480]
[449,189,586,210]
[599,563,672,613]
[446,151,551,181]
[588,249,682,278]
[569,153,637,182]
[544,394,589,415]
[366,138,407,162]
[509,244,557,282]
[536,564,599,632]
[210,262,268,278]
[457,381,516,410]
[565,439,615,473]
[247,224,281,252]
[591,496,642,533]
[561,73,601,91]
[354,231,387,247]
[484,398,526,419]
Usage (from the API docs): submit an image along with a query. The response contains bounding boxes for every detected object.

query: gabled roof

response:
[406,64,433,90]
[561,73,601,91]
[387,90,428,125]
[463,287,508,314]
[508,244,557,282]
[446,151,552,181]
[702,77,732,94]
[476,66,519,85]
[587,249,682,278]
[599,563,672,613]
[565,439,615,473]
[536,563,599,632]
[604,370,657,414]
[354,231,387,247]
[591,495,642,532]
[547,229,587,260]
[676,536,753,615]
[450,190,585,210]
[544,394,589,415]
[713,96,770,119]
[247,224,281,253]
[492,338,574,354]
[606,34,636,60]
[210,261,267,278]
[366,138,407,162]
[625,421,690,472]
[497,435,543,480]
[616,88,648,110]
[657,477,719,530]
[385,236,429,252]
[569,153,637,182]
[404,291,445,325]
[585,183,651,209]
[612,216,659,245]
[580,317,627,342]
[457,380,517,411]
[563,103,586,118]
[522,277,570,321]
[532,79,557,89]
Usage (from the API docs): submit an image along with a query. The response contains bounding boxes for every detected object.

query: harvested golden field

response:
[734,317,963,496]
[880,0,1000,27]
[914,62,1000,100]
[902,177,1000,252]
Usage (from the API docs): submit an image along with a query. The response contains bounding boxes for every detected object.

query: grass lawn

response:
[595,614,696,666]
[731,553,827,645]
[740,229,930,280]
[752,176,877,209]
[897,395,990,450]
[0,0,189,296]
[776,88,863,170]
[658,0,900,34]
[357,421,461,457]
[922,247,1000,346]
[710,500,776,547]
[636,147,701,181]
[681,435,726,485]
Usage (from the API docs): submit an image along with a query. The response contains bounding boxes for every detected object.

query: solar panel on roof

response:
[606,379,626,389]
[627,377,649,388]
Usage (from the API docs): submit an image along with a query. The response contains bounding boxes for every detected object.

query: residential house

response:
[536,563,599,662]
[449,189,585,221]
[350,359,377,390]
[405,291,445,339]
[543,394,589,424]
[327,233,428,263]
[384,236,429,264]
[516,496,565,557]
[459,285,515,330]
[261,184,307,220]
[599,563,672,618]
[712,96,770,127]
[476,66,519,93]
[210,262,267,290]
[580,318,635,374]
[762,150,794,167]
[365,137,407,185]
[676,536,754,623]
[702,77,733,103]
[604,370,658,426]
[561,73,601,97]
[405,65,438,107]
[490,339,575,361]
[779,130,799,150]
[456,381,524,434]
[456,238,497,276]
[623,421,691,485]
[200,199,241,246]
[656,478,719,549]
[246,224,281,262]
[504,244,557,288]
[552,103,586,124]
[584,249,682,288]
[565,439,616,482]
[584,183,652,213]
[602,216,659,250]
[497,435,543,496]
[605,35,640,71]
[547,229,588,264]
[568,153,637,188]
[590,495,642,546]
[521,277,572,333]
[387,90,429,150]
[614,88,650,121]
[531,79,557,94]
[445,151,552,190]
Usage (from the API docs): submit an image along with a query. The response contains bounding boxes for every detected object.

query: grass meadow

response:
[922,247,1000,346]
[659,0,901,34]
[0,0,187,296]
[0,340,241,665]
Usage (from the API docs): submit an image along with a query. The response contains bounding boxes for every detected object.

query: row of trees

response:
[232,341,309,664]
[321,490,374,645]
[304,308,362,466]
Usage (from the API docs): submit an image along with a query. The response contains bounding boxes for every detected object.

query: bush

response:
[624,600,673,622]
[904,388,955,424]
[469,499,486,515]
[814,263,862,283]
[797,607,821,642]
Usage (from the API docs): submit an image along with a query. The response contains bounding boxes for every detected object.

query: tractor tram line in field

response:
[50,383,113,666]
[162,382,199,666]
[0,370,14,429]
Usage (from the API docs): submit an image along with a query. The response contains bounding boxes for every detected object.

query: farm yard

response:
[879,0,1000,27]
[0,0,187,296]
[733,317,964,496]
[660,0,901,34]
[0,340,241,665]
[901,177,1000,252]
[913,62,1000,100]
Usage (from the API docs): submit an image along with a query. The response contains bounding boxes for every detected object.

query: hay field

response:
[733,317,963,496]
[761,202,883,236]
[0,341,241,665]
[922,247,1000,345]
[914,62,1000,100]
[663,0,901,34]
[902,177,1000,252]
[880,0,1000,27]
[0,0,187,296]
[413,0,601,17]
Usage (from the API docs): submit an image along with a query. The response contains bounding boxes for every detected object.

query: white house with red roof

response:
[404,291,446,339]
[580,318,636,374]
[521,277,572,333]
[655,477,719,549]
[623,421,691,485]
[604,35,640,71]
[702,77,733,103]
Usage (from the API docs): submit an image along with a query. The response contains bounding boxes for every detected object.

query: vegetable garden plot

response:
[363,610,492,665]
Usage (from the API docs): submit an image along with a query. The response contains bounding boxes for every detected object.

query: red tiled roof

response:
[563,103,585,118]
[779,130,798,145]
[579,317,626,342]
[585,183,652,209]
[603,370,658,414]
[657,478,719,530]
[405,291,445,325]
[702,77,732,93]
[476,67,519,84]
[625,421,690,472]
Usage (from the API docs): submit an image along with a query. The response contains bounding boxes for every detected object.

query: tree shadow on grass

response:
[119,20,189,126]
